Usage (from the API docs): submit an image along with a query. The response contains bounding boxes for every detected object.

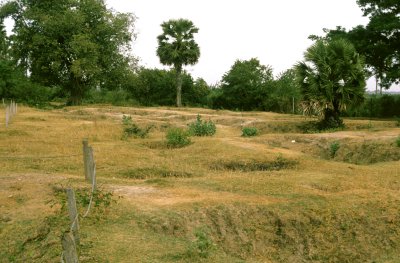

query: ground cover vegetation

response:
[0,105,399,262]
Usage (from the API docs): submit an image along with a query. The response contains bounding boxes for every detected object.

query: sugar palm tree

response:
[157,19,200,107]
[295,39,366,128]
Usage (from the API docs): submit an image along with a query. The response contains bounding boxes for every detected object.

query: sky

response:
[106,0,386,90]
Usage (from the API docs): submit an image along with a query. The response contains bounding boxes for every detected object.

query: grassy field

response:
[1,105,399,262]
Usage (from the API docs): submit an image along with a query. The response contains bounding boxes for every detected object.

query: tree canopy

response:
[219,58,274,111]
[311,0,399,93]
[157,18,200,107]
[1,0,136,105]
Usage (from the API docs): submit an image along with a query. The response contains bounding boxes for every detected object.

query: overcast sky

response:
[105,0,382,86]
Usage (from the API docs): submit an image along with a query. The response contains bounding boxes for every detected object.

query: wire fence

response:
[59,139,96,263]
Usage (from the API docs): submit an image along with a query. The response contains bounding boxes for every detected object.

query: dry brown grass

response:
[1,105,399,262]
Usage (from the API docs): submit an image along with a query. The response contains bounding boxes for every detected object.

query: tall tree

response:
[295,39,366,128]
[357,0,399,88]
[315,0,399,93]
[1,0,136,105]
[220,58,273,111]
[156,19,200,107]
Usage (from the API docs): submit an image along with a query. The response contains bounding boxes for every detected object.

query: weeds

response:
[166,128,191,148]
[188,228,215,259]
[242,127,258,137]
[188,114,216,136]
[213,155,298,172]
[122,115,152,139]
[396,136,400,147]
[330,141,340,158]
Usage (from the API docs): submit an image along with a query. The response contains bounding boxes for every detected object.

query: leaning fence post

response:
[83,139,96,187]
[66,188,80,246]
[82,139,91,182]
[62,231,79,263]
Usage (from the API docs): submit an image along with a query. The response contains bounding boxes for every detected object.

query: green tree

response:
[357,0,399,88]
[313,0,399,93]
[129,68,196,106]
[318,26,393,94]
[220,58,273,111]
[1,0,136,105]
[268,69,300,114]
[295,39,366,128]
[156,19,200,107]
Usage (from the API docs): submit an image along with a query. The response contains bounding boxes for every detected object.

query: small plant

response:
[188,114,216,136]
[188,228,215,259]
[166,128,191,148]
[396,136,400,147]
[122,115,152,138]
[242,127,258,137]
[330,141,340,158]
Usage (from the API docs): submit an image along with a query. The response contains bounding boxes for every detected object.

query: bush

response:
[330,141,340,158]
[166,128,191,148]
[122,115,152,138]
[242,127,258,137]
[396,137,400,148]
[188,114,216,136]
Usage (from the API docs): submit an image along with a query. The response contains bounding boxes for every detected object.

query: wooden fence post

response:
[66,188,80,246]
[83,139,96,188]
[62,231,79,263]
[82,139,91,182]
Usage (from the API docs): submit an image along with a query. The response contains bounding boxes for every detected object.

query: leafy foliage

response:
[188,114,216,136]
[128,68,206,106]
[218,58,274,111]
[241,127,258,137]
[295,39,366,128]
[2,0,136,105]
[330,141,340,158]
[396,137,400,148]
[166,128,191,148]
[157,19,200,107]
[122,115,152,138]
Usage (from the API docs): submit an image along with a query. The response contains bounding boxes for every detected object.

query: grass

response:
[0,105,400,262]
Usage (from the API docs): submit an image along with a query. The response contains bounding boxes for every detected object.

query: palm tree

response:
[157,19,200,107]
[295,39,366,128]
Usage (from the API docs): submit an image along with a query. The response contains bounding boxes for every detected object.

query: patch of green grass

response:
[120,167,193,179]
[330,141,340,158]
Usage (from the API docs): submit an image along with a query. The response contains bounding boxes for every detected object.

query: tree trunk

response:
[67,79,84,105]
[176,67,182,107]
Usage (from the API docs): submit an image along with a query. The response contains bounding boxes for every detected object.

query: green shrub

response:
[396,136,400,147]
[330,141,340,158]
[242,127,258,137]
[188,114,216,136]
[166,128,191,148]
[122,115,152,138]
